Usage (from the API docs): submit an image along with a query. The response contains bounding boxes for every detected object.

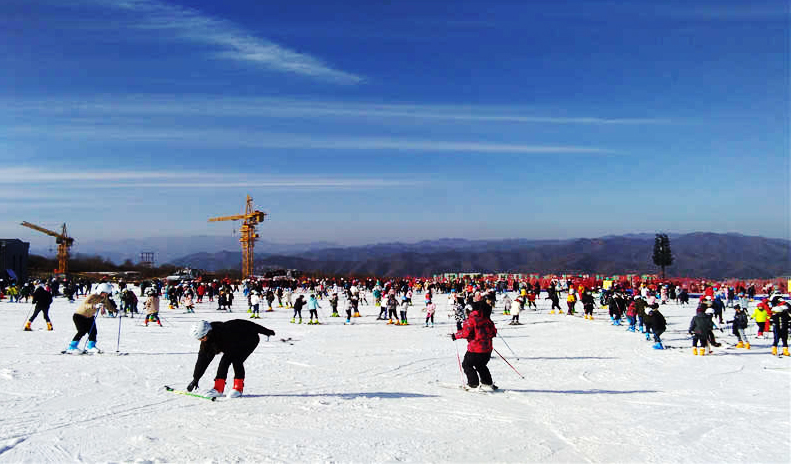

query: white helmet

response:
[190,320,212,340]
[95,283,113,295]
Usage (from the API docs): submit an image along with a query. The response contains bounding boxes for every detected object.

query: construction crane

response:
[21,221,75,274]
[208,195,267,279]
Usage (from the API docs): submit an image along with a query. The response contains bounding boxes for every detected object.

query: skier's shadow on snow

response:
[508,389,658,395]
[512,356,616,360]
[241,392,438,399]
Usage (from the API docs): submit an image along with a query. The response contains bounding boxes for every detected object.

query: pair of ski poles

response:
[451,331,524,381]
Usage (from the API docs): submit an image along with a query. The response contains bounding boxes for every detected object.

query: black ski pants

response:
[462,351,493,387]
[30,306,51,323]
[216,338,259,380]
[72,314,97,342]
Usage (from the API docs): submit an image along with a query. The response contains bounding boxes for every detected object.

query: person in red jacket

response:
[451,293,498,391]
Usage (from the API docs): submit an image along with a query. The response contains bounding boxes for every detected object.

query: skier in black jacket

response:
[689,308,714,355]
[187,319,275,398]
[26,282,53,331]
[643,304,667,349]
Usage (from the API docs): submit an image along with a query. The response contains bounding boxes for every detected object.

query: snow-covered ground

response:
[1,289,789,463]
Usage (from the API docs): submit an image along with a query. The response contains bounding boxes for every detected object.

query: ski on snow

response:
[163,386,218,401]
[432,381,505,393]
[59,349,128,356]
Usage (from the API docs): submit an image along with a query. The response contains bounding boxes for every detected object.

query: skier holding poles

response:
[187,319,276,398]
[450,292,498,391]
[64,282,116,354]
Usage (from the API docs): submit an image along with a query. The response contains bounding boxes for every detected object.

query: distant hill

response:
[171,233,791,279]
[32,235,339,265]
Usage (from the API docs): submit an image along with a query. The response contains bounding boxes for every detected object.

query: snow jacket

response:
[769,303,790,330]
[689,313,714,336]
[626,302,638,317]
[145,295,160,315]
[644,309,666,333]
[454,302,497,353]
[752,307,769,323]
[75,293,117,318]
[728,311,749,333]
[192,319,275,382]
[307,297,320,310]
[31,286,53,310]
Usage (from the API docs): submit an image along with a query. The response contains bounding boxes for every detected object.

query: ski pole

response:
[116,308,123,352]
[83,314,99,351]
[22,304,34,329]
[493,347,524,379]
[452,338,465,386]
[497,333,518,358]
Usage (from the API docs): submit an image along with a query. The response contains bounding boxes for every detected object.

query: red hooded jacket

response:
[454,303,497,353]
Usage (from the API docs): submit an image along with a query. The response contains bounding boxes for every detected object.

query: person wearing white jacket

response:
[249,291,261,319]
[509,296,522,325]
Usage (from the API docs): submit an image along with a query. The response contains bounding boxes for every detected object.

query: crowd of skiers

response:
[6,273,790,362]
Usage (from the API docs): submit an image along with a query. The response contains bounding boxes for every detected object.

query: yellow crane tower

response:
[20,221,75,274]
[208,195,267,279]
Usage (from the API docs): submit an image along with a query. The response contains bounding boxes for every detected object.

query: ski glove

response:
[262,329,276,337]
[187,379,198,392]
[450,334,456,341]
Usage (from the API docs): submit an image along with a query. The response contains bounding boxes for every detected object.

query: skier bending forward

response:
[187,319,275,398]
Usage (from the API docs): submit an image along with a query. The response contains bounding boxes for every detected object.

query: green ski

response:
[164,385,217,401]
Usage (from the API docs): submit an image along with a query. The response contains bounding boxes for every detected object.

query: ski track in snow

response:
[0,290,789,462]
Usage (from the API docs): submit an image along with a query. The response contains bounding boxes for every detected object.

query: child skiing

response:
[502,293,512,315]
[291,295,305,324]
[187,319,275,398]
[306,294,321,325]
[581,290,595,320]
[753,300,770,338]
[144,287,162,327]
[509,296,521,325]
[330,292,341,317]
[644,304,666,349]
[689,306,714,356]
[727,304,750,349]
[250,291,261,319]
[386,292,399,325]
[425,301,436,327]
[398,295,409,325]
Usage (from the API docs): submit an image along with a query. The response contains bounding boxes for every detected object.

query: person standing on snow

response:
[451,292,498,391]
[689,306,714,356]
[144,287,162,327]
[26,280,53,331]
[65,283,116,353]
[249,291,261,319]
[643,304,666,349]
[291,294,305,324]
[306,294,321,325]
[769,296,790,356]
[727,304,750,349]
[186,319,275,398]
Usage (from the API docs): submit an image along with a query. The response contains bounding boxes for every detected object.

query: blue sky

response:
[2,0,788,250]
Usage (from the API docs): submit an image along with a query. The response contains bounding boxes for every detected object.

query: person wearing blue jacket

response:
[306,294,321,325]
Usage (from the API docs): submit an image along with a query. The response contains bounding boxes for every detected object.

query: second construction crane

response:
[208,195,267,279]
[20,221,74,274]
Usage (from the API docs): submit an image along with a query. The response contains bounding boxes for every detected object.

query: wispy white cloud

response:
[5,125,616,154]
[2,168,415,190]
[89,0,362,83]
[5,95,674,125]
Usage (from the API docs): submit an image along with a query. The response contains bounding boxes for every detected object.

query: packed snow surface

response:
[1,289,789,463]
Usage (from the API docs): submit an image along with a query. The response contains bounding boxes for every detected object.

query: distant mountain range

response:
[169,233,791,280]
[30,235,338,265]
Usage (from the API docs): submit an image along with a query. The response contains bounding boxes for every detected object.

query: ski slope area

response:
[1,290,789,463]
